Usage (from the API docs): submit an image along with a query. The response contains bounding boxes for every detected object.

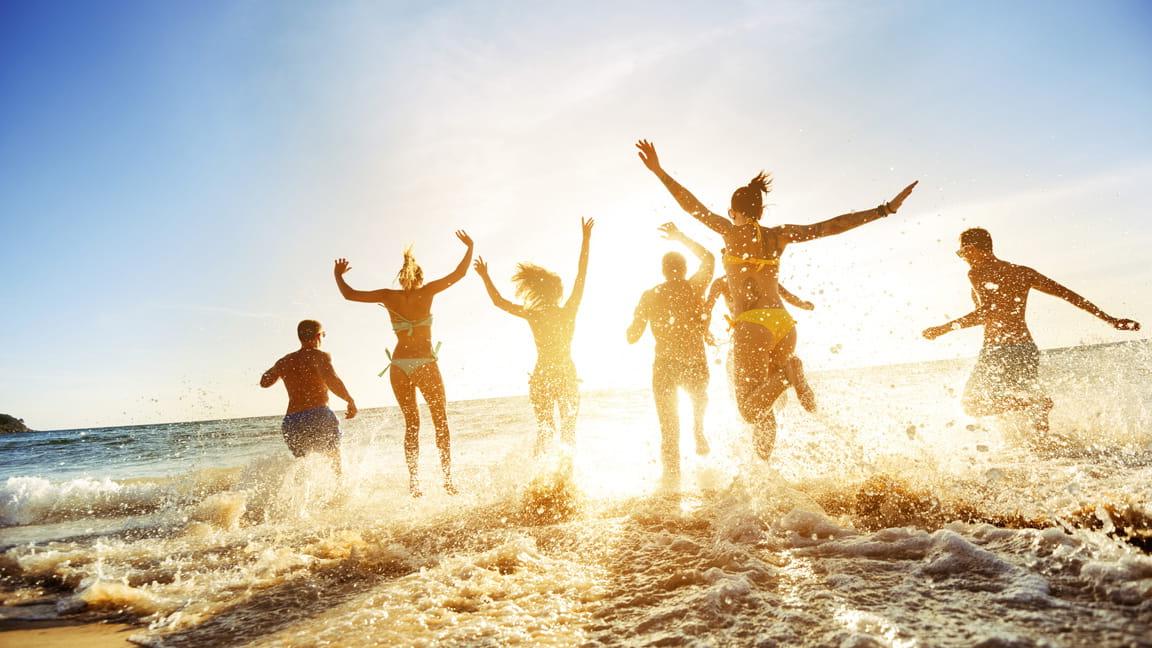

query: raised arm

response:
[659,222,715,288]
[1028,268,1141,331]
[318,353,357,419]
[779,284,815,311]
[423,230,474,295]
[626,292,651,344]
[703,278,730,346]
[564,217,594,312]
[333,258,393,303]
[781,181,918,243]
[705,277,728,315]
[636,140,731,236]
[474,257,526,318]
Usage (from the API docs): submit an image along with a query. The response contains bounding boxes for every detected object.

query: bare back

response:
[721,223,787,312]
[639,279,709,364]
[525,304,577,370]
[968,260,1036,346]
[379,288,439,359]
[272,349,336,415]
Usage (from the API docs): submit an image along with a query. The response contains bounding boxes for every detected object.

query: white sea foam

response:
[0,475,165,526]
[1,344,1150,645]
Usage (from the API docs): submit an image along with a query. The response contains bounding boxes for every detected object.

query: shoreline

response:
[0,618,137,647]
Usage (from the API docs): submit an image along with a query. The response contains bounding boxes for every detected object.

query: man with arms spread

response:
[923,228,1140,445]
[628,222,714,485]
[261,320,358,474]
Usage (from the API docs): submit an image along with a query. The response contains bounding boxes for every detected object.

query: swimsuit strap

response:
[380,304,434,335]
[723,253,779,268]
[378,342,443,377]
[723,224,780,268]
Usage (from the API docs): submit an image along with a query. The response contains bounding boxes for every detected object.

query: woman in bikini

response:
[333,230,473,496]
[473,218,593,455]
[636,139,916,460]
[706,272,815,407]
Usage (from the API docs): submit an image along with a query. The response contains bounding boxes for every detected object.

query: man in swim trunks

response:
[923,228,1140,443]
[627,223,714,484]
[260,320,358,474]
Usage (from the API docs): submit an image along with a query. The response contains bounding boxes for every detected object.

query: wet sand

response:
[0,619,136,647]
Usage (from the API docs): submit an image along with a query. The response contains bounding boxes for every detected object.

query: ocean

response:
[2,341,1151,646]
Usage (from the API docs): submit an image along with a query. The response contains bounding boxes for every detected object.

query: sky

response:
[1,1,1150,430]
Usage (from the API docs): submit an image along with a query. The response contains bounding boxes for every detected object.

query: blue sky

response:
[2,1,1150,429]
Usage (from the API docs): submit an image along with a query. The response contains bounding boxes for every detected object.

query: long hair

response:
[397,246,424,290]
[730,171,773,221]
[512,263,563,309]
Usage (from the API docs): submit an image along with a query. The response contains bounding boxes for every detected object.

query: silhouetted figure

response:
[261,320,357,475]
[923,228,1140,442]
[627,222,714,485]
[636,139,916,460]
[333,231,473,497]
[475,218,594,455]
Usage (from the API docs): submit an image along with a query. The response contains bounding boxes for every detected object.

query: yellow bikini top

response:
[722,253,779,269]
[722,226,780,269]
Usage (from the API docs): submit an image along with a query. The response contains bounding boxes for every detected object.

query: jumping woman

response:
[474,218,594,455]
[333,230,473,496]
[636,139,916,460]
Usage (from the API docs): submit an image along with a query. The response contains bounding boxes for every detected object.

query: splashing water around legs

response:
[2,343,1151,645]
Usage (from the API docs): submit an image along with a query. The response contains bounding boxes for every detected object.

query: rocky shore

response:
[0,413,31,433]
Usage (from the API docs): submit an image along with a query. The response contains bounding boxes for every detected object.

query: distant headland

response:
[0,414,31,433]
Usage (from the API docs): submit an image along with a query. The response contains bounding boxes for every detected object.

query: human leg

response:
[682,360,710,455]
[528,370,556,454]
[557,368,580,447]
[732,322,790,460]
[652,359,682,481]
[415,364,457,494]
[783,354,816,413]
[390,366,423,496]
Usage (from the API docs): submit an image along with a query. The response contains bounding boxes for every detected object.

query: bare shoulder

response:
[1005,262,1039,280]
[288,348,331,367]
[376,288,406,305]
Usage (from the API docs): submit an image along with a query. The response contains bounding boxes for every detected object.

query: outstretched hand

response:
[885,181,919,214]
[456,230,473,248]
[1111,317,1141,331]
[635,139,661,173]
[581,217,595,239]
[922,324,948,340]
[658,222,682,241]
[795,299,815,311]
[334,258,351,277]
[473,257,489,277]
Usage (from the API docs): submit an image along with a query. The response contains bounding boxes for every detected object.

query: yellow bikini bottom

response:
[726,308,795,340]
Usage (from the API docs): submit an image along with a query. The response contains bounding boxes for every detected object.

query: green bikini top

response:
[380,304,432,335]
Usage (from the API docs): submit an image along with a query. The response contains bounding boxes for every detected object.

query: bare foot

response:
[444,480,459,496]
[695,432,710,456]
[787,356,817,413]
[409,479,423,498]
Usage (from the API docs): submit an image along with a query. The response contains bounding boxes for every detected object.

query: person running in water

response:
[636,139,917,460]
[626,222,714,485]
[474,218,594,455]
[261,319,357,475]
[923,227,1140,444]
[705,272,815,400]
[333,230,473,497]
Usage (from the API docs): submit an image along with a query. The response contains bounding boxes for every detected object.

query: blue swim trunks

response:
[281,406,341,458]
